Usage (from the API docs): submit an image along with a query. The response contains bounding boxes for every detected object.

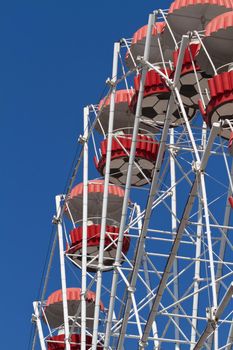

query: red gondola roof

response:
[46,288,104,311]
[205,10,233,36]
[69,180,125,199]
[131,22,165,44]
[169,0,233,13]
[99,89,134,110]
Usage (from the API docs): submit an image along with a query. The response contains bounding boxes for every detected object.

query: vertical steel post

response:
[137,204,159,350]
[191,122,206,349]
[199,173,218,310]
[103,13,156,350]
[91,42,120,350]
[190,196,203,349]
[198,124,220,350]
[81,106,89,350]
[216,162,233,293]
[33,302,47,350]
[170,128,180,350]
[56,195,71,350]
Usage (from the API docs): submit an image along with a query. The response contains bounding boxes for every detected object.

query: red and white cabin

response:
[131,69,196,128]
[197,11,233,75]
[200,71,233,139]
[47,334,103,350]
[45,288,104,330]
[172,43,210,109]
[68,224,130,271]
[162,0,233,48]
[95,134,159,186]
[95,89,156,135]
[65,180,125,225]
[125,22,173,69]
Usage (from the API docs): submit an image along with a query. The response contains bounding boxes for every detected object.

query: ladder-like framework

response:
[31,1,233,349]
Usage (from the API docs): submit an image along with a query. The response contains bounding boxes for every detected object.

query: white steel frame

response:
[31,7,233,350]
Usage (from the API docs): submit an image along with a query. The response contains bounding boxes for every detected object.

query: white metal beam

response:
[91,41,120,350]
[103,13,156,350]
[170,128,180,350]
[56,195,70,350]
[81,106,89,350]
[32,302,47,350]
[116,32,191,350]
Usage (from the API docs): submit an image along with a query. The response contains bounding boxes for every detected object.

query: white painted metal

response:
[138,203,159,350]
[190,123,207,349]
[33,302,47,350]
[81,106,89,350]
[170,128,180,350]
[190,194,203,349]
[117,33,190,350]
[194,283,233,350]
[91,42,120,350]
[103,13,156,350]
[32,231,58,350]
[56,195,71,350]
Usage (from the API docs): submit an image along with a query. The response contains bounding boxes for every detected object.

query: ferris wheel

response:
[31,1,233,349]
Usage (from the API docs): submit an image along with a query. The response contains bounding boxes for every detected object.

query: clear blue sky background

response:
[0,1,173,348]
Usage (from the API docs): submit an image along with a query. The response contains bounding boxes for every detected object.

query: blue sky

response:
[0,1,179,348]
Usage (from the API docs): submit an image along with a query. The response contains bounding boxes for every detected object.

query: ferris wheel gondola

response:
[197,11,233,138]
[47,334,103,350]
[95,134,159,186]
[67,224,130,271]
[197,10,233,75]
[65,180,125,225]
[162,0,233,48]
[125,22,173,70]
[44,288,104,330]
[65,180,130,270]
[172,43,210,108]
[95,89,160,186]
[200,71,233,139]
[131,68,197,128]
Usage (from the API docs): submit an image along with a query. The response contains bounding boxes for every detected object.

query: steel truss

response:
[32,7,233,350]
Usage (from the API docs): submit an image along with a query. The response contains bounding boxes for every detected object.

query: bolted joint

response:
[78,135,87,145]
[192,161,202,173]
[128,286,136,293]
[113,261,121,269]
[31,314,37,323]
[52,215,61,225]
[119,38,125,46]
[139,340,148,349]
[170,148,178,156]
[97,263,104,271]
[106,77,116,87]
[187,31,194,41]
[206,307,217,322]
[166,78,174,89]
[137,55,144,63]
[170,189,175,197]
